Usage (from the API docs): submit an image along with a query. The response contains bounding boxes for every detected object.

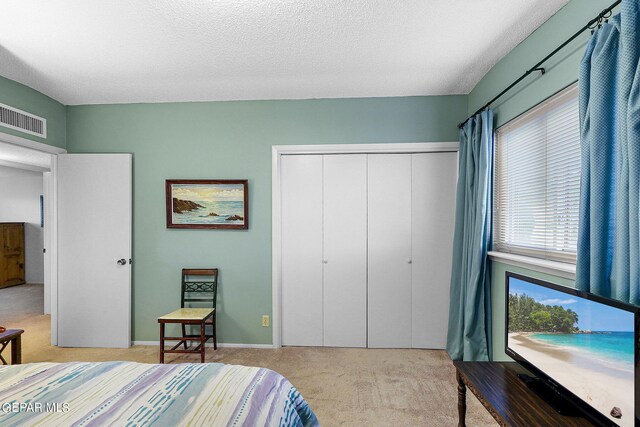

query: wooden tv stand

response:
[454,361,596,426]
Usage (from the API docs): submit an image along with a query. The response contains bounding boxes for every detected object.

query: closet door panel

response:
[411,152,458,348]
[323,154,367,347]
[281,155,324,346]
[367,154,412,348]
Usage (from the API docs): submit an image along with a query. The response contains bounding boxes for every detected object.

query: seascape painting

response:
[508,278,634,426]
[166,180,248,229]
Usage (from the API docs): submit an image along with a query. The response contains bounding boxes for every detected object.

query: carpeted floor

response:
[0,284,497,426]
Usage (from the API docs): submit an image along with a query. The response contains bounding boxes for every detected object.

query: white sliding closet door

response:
[281,155,323,346]
[323,155,367,347]
[411,152,458,348]
[367,154,413,348]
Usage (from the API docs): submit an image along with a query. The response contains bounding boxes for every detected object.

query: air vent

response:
[0,103,47,138]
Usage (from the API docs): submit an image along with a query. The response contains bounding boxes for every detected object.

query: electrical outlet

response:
[262,315,270,327]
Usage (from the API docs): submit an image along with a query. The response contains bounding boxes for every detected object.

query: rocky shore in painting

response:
[226,215,243,221]
[173,198,204,214]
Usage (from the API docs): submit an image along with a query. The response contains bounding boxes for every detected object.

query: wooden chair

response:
[158,269,218,363]
[0,329,23,365]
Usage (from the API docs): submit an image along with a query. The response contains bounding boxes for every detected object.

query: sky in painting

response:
[172,184,244,202]
[509,277,634,332]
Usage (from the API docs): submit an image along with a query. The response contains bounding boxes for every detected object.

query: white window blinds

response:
[494,83,580,264]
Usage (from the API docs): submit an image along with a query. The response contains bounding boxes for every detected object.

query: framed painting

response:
[166,179,248,229]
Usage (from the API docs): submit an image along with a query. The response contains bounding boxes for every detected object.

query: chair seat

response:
[159,268,218,363]
[158,307,214,321]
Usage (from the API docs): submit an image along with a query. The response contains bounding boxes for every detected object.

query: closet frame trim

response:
[271,142,459,348]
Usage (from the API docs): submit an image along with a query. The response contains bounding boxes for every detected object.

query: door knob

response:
[407,259,412,264]
[323,260,328,264]
[117,258,127,265]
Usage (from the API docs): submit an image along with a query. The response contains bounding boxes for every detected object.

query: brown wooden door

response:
[1,223,25,287]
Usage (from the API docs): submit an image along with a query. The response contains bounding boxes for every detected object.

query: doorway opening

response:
[0,133,64,355]
[0,167,46,324]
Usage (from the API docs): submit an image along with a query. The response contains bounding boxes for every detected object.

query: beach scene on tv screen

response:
[508,278,634,426]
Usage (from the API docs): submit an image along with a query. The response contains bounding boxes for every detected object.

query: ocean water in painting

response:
[174,200,244,224]
[171,183,245,225]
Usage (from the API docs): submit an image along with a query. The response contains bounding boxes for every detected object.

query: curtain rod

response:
[457,0,621,129]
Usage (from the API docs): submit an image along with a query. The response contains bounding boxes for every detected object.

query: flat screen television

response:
[505,271,639,426]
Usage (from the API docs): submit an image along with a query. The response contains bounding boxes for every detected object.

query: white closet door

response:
[411,152,458,348]
[323,154,367,347]
[281,155,324,346]
[367,154,413,348]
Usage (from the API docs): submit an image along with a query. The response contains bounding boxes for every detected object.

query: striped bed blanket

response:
[0,361,319,426]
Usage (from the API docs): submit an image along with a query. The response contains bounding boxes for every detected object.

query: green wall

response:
[470,0,616,127]
[0,75,66,149]
[471,0,619,361]
[66,95,467,343]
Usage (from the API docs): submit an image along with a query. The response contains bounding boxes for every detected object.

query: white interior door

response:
[411,152,457,349]
[367,154,412,348]
[281,155,323,346]
[323,154,367,347]
[57,154,132,348]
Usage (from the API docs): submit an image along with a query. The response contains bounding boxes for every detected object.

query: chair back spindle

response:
[181,268,218,309]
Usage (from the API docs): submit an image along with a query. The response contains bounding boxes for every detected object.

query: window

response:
[494,83,580,264]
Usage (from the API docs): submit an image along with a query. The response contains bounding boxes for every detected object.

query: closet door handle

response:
[322,260,328,264]
[407,259,412,264]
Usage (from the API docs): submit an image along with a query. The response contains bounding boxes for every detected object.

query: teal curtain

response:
[447,109,493,361]
[576,0,640,304]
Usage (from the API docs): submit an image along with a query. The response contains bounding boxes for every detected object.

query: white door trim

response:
[0,159,49,173]
[0,131,65,346]
[49,157,59,345]
[0,132,66,154]
[271,142,458,348]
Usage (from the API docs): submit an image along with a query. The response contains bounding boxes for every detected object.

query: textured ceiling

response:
[0,0,568,105]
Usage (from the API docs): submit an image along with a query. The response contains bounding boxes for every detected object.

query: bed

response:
[0,361,319,426]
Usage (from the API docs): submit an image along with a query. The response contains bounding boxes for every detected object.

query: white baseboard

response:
[132,341,274,349]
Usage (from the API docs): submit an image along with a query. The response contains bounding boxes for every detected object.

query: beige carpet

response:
[0,284,497,426]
